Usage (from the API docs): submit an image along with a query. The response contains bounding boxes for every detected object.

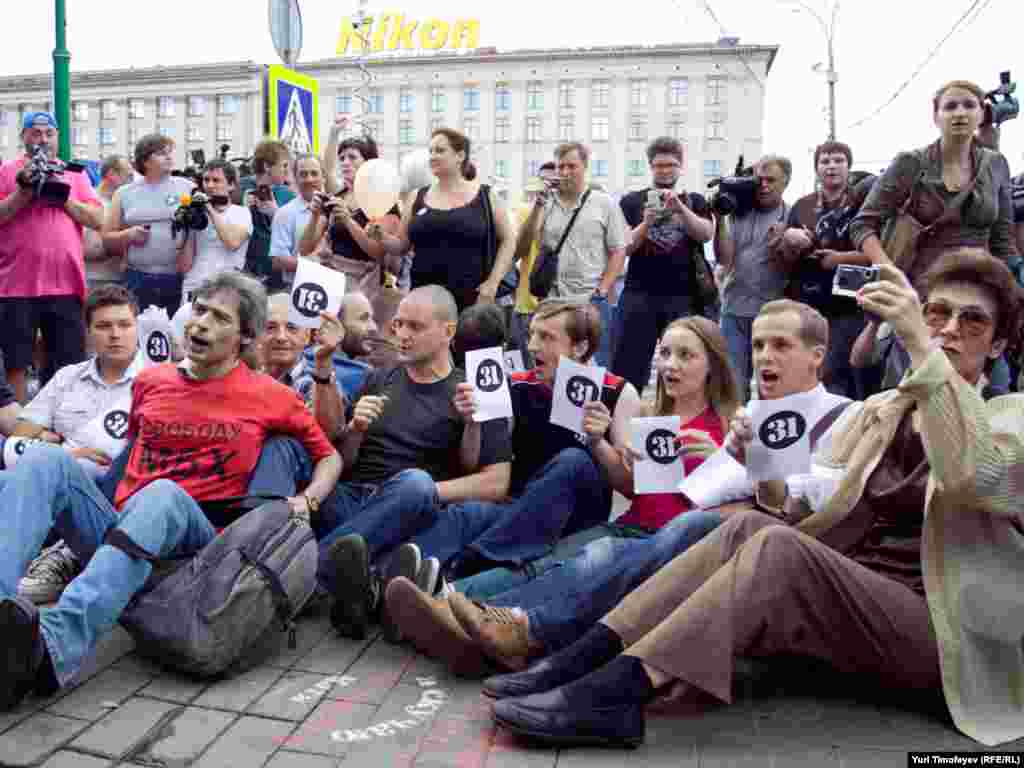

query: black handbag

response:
[529,190,591,299]
[479,186,518,300]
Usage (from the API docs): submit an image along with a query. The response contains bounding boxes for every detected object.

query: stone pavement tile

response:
[66,626,135,687]
[291,632,371,676]
[698,744,841,767]
[193,664,286,712]
[839,749,905,767]
[0,697,50,738]
[329,641,416,705]
[45,663,155,721]
[413,716,495,768]
[138,672,210,704]
[250,671,348,721]
[485,728,557,768]
[192,714,296,768]
[551,714,698,768]
[38,750,112,767]
[0,713,91,767]
[399,653,456,685]
[414,678,493,723]
[266,753,340,768]
[865,705,985,752]
[749,695,889,750]
[132,706,236,765]
[643,700,757,748]
[280,698,377,758]
[266,615,335,669]
[337,683,450,768]
[68,696,180,759]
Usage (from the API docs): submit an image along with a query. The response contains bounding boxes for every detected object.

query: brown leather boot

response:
[448,592,541,672]
[384,577,492,679]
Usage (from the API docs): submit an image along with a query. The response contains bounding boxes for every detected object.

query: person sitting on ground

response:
[9,286,144,605]
[450,302,508,370]
[300,291,379,400]
[0,271,342,713]
[487,249,1024,750]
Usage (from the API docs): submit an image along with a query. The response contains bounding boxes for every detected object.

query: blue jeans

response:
[498,508,722,652]
[246,436,313,498]
[123,268,183,317]
[590,295,614,368]
[402,447,609,572]
[0,446,216,687]
[721,313,754,400]
[612,289,694,393]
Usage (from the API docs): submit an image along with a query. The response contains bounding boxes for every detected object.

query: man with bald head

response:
[320,284,513,639]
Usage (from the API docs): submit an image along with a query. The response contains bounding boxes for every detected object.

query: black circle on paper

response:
[566,375,597,408]
[293,282,328,319]
[104,410,130,440]
[476,360,504,393]
[645,428,678,465]
[146,330,170,362]
[758,410,807,450]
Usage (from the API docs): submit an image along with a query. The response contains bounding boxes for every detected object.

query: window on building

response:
[129,99,145,119]
[430,116,445,133]
[526,81,544,111]
[398,119,415,145]
[431,86,446,112]
[666,118,687,140]
[558,115,574,141]
[73,102,89,121]
[494,116,510,143]
[707,111,726,140]
[495,85,511,112]
[218,95,241,115]
[627,158,645,177]
[187,125,203,143]
[591,80,610,108]
[463,116,480,140]
[362,120,380,137]
[463,87,480,112]
[0,110,7,126]
[630,80,648,108]
[216,122,233,142]
[703,159,722,179]
[591,115,609,142]
[158,97,175,118]
[399,86,414,113]
[527,159,542,178]
[101,100,117,120]
[558,80,574,109]
[366,89,383,114]
[525,116,542,143]
[495,159,509,178]
[159,124,175,139]
[706,76,728,107]
[188,96,206,117]
[629,117,647,142]
[98,127,116,146]
[336,90,352,115]
[668,78,689,107]
[71,126,88,146]
[593,159,609,177]
[128,125,141,146]
[0,133,8,148]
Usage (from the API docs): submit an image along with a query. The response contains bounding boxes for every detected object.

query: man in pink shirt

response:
[0,112,103,402]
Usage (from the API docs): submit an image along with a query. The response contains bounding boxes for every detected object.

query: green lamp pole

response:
[53,0,71,161]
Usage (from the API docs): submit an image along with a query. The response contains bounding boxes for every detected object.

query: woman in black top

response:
[377,128,515,312]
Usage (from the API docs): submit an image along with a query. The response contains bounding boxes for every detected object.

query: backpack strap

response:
[809,401,852,453]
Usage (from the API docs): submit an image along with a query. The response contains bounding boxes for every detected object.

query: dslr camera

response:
[706,155,759,217]
[832,265,879,298]
[16,144,85,206]
[985,71,1019,127]
[172,189,225,236]
[314,191,338,216]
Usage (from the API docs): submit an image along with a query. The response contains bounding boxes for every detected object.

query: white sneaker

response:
[18,542,81,604]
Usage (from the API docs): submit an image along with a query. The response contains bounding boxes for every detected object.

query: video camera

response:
[985,71,1018,127]
[16,144,85,205]
[707,155,758,217]
[172,189,230,236]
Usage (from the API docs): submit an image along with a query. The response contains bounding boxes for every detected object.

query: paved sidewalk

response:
[1,607,1022,768]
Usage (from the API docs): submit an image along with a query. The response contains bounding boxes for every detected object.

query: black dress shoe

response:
[328,534,379,640]
[0,597,45,712]
[492,686,645,748]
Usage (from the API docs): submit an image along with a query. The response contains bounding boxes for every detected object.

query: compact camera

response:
[646,189,673,224]
[832,265,879,298]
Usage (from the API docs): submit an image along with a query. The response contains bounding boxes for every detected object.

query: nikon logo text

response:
[336,13,480,54]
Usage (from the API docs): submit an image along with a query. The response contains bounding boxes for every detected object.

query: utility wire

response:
[675,0,766,89]
[846,0,988,130]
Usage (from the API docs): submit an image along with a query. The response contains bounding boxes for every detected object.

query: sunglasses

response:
[922,301,994,336]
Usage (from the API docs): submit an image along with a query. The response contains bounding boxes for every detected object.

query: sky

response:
[1,0,1020,197]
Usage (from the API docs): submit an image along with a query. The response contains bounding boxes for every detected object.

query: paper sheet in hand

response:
[465,346,514,422]
[137,306,174,366]
[632,416,682,495]
[289,258,347,328]
[73,396,132,462]
[746,390,818,482]
[2,437,47,470]
[503,349,525,373]
[550,356,605,436]
[678,447,747,509]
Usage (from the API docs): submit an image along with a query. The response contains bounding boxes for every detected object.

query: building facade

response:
[0,41,776,199]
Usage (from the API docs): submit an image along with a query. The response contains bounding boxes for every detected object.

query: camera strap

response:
[549,189,592,260]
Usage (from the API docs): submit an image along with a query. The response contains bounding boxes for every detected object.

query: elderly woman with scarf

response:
[486,247,1024,750]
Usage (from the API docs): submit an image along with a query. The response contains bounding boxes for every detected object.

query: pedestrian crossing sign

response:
[264,64,320,156]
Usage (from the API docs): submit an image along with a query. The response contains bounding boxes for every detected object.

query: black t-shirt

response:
[786,191,863,316]
[348,365,512,486]
[619,189,711,296]
[0,350,15,409]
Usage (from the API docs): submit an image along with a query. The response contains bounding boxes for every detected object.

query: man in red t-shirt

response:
[0,272,341,712]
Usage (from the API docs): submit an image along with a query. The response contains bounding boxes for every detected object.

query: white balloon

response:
[399,148,433,195]
[354,159,401,219]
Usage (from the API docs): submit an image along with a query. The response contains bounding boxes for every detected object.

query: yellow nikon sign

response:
[336,13,480,54]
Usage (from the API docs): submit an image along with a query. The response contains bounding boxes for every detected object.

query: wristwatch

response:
[303,493,321,515]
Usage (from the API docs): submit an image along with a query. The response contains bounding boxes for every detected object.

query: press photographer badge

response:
[550,356,605,436]
[632,416,682,495]
[136,306,174,367]
[747,390,817,482]
[465,347,514,422]
[289,258,347,329]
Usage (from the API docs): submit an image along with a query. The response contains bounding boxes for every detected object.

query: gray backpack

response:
[116,498,317,678]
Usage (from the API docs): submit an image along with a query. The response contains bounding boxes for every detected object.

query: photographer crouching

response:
[712,154,792,400]
[178,160,253,303]
[0,112,104,402]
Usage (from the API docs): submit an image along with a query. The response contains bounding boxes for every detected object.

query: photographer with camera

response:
[713,154,792,399]
[240,140,294,289]
[178,160,253,302]
[613,137,713,393]
[105,134,194,316]
[269,154,326,290]
[0,112,103,402]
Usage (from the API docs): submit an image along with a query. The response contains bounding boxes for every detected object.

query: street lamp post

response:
[53,0,71,161]
[791,1,839,141]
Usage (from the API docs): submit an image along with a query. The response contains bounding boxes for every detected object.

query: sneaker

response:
[380,543,422,643]
[18,543,81,605]
[416,557,442,598]
[327,534,380,640]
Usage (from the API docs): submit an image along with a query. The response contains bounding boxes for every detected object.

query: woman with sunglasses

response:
[485,248,1024,750]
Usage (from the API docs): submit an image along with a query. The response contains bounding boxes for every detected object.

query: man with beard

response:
[301,291,379,401]
[613,137,713,393]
